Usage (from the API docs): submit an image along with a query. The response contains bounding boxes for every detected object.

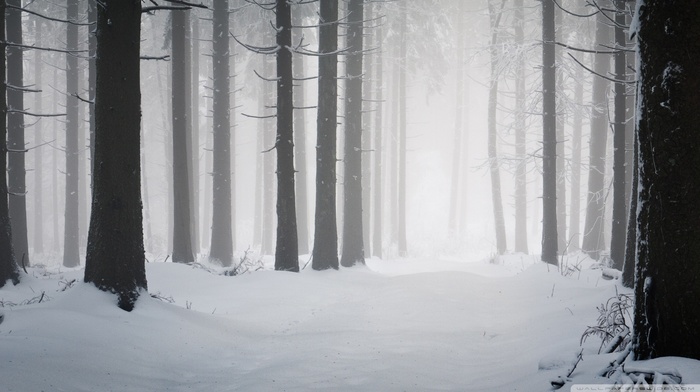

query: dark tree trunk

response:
[7,0,28,267]
[33,17,44,255]
[487,0,507,256]
[541,0,558,265]
[514,0,528,254]
[397,7,408,258]
[633,0,700,360]
[581,6,611,260]
[554,5,567,255]
[312,0,340,271]
[191,14,202,253]
[372,10,383,259]
[185,12,198,256]
[84,0,146,312]
[209,0,233,267]
[0,1,19,287]
[171,10,194,264]
[275,0,299,272]
[340,0,366,267]
[62,0,80,268]
[292,7,309,255]
[88,0,96,181]
[609,0,628,270]
[52,68,60,253]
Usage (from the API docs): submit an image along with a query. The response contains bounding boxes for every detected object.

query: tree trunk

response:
[7,0,28,268]
[488,0,507,256]
[372,8,383,259]
[397,7,408,258]
[312,0,340,271]
[209,0,233,266]
[581,5,611,260]
[63,0,80,268]
[0,1,19,287]
[609,0,628,270]
[261,55,275,256]
[191,14,202,252]
[568,61,584,252]
[292,7,310,255]
[84,0,146,312]
[449,2,465,236]
[340,0,366,267]
[541,0,558,265]
[52,67,60,253]
[361,3,372,257]
[33,17,44,255]
[554,5,567,255]
[513,0,528,254]
[633,0,700,360]
[171,10,194,264]
[274,0,299,272]
[622,131,637,288]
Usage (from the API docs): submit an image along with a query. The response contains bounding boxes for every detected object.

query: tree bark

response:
[541,0,558,265]
[341,0,366,267]
[397,6,408,258]
[274,0,299,272]
[292,6,310,255]
[488,0,507,256]
[633,0,700,360]
[7,0,29,267]
[84,0,146,312]
[581,5,611,260]
[312,0,340,271]
[171,10,195,264]
[0,1,19,287]
[33,17,44,255]
[62,0,80,268]
[372,7,383,259]
[609,0,628,270]
[209,0,233,266]
[514,0,528,254]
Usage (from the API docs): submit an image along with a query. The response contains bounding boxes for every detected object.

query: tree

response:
[84,0,146,312]
[632,0,700,360]
[371,3,383,259]
[6,0,29,267]
[581,4,611,260]
[274,0,299,272]
[33,17,44,255]
[62,0,81,268]
[487,0,507,256]
[171,9,195,264]
[0,0,20,288]
[341,0,366,267]
[609,0,629,270]
[312,0,340,271]
[209,0,234,267]
[541,0,558,265]
[513,0,528,254]
[397,5,407,258]
[292,5,310,255]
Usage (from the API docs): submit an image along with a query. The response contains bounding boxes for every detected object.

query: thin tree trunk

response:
[63,0,80,268]
[172,9,195,264]
[292,7,310,255]
[609,0,628,270]
[341,0,366,267]
[52,67,60,253]
[312,0,340,271]
[192,15,202,252]
[33,17,44,255]
[397,6,408,258]
[274,0,299,272]
[361,4,372,257]
[372,8,383,259]
[568,61,584,252]
[581,5,611,260]
[449,2,465,235]
[514,0,528,254]
[554,5,567,255]
[488,0,507,256]
[261,56,275,256]
[0,0,19,287]
[209,0,233,266]
[622,131,637,288]
[184,12,198,256]
[541,0,558,265]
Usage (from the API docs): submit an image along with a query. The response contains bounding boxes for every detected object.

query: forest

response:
[1,0,699,390]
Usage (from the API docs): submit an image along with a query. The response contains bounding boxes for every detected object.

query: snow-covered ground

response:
[1,254,698,391]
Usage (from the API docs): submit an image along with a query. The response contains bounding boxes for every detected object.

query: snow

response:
[1,255,699,391]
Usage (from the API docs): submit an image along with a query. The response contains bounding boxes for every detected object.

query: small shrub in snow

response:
[580,291,633,354]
